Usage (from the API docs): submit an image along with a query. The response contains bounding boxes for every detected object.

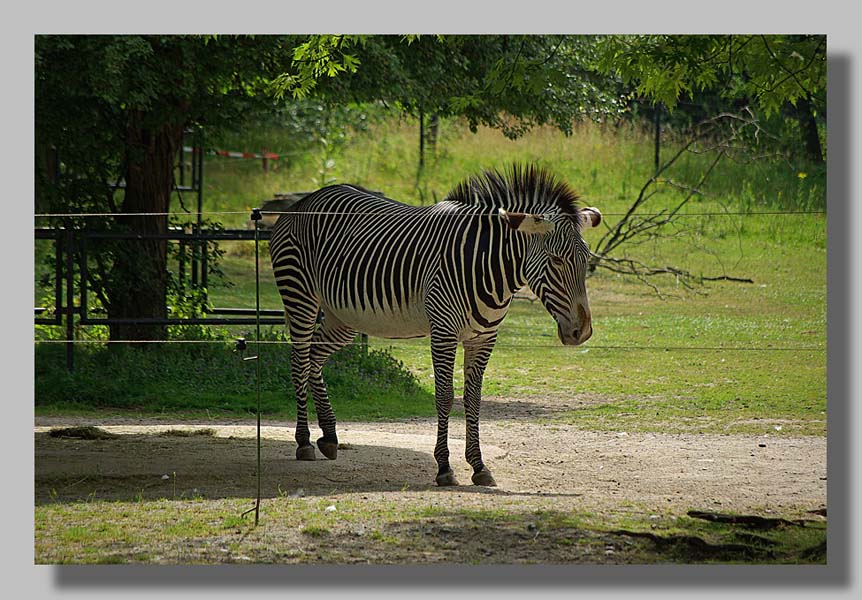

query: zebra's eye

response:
[549,255,564,267]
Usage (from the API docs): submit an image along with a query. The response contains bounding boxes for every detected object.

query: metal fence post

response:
[64,223,74,372]
[654,106,662,175]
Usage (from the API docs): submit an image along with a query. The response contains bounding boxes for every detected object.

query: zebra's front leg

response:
[463,335,498,486]
[431,335,459,486]
[309,320,357,460]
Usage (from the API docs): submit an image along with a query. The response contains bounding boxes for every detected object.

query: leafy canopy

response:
[274,35,625,138]
[595,35,826,116]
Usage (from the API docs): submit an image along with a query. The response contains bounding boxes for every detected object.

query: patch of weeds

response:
[369,530,399,544]
[48,426,118,440]
[163,518,217,539]
[222,515,246,530]
[461,508,523,523]
[415,505,447,518]
[35,340,434,421]
[301,526,331,538]
[158,428,216,438]
[60,526,98,544]
[95,555,129,565]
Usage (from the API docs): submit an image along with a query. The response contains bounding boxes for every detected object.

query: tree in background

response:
[276,35,624,138]
[273,35,628,198]
[585,35,826,290]
[36,35,294,341]
[277,34,826,163]
[595,34,826,165]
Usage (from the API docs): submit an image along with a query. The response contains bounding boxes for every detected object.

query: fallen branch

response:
[609,529,771,560]
[591,254,752,298]
[701,275,755,283]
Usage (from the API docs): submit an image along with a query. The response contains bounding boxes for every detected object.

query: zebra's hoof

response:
[317,437,338,460]
[435,470,459,487]
[471,468,497,487]
[296,445,317,461]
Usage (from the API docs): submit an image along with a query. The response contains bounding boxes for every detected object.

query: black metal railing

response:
[34,224,287,371]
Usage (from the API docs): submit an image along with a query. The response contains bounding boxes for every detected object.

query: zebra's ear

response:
[578,207,602,230]
[498,208,556,235]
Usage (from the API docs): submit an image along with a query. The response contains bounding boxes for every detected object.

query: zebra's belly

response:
[323,304,431,339]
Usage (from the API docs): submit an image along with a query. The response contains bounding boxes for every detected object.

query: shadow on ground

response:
[35,428,444,504]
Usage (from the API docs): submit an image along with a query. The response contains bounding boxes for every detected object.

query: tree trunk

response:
[34,138,59,214]
[796,96,823,165]
[107,114,183,342]
[427,113,439,157]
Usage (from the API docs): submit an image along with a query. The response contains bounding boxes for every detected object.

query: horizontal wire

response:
[34,209,825,219]
[33,204,824,354]
[31,309,822,339]
[32,339,825,352]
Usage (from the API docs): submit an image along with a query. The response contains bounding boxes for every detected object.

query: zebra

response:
[268,164,602,487]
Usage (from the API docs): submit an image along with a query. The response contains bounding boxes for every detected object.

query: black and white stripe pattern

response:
[269,164,601,486]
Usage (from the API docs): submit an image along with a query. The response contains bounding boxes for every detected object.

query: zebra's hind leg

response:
[463,335,498,487]
[430,334,459,486]
[292,339,316,460]
[287,313,318,461]
[309,318,358,460]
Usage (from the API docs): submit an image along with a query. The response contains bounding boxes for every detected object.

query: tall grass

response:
[193,114,824,230]
[35,340,433,420]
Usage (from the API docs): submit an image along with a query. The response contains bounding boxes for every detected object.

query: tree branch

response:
[758,36,826,102]
[589,111,758,296]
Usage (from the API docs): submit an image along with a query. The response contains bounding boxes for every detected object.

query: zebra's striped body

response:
[269,165,601,486]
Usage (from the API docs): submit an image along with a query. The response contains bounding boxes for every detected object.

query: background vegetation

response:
[36,112,826,437]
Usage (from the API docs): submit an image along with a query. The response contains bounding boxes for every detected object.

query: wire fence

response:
[34,209,826,219]
[33,206,827,368]
[32,339,825,352]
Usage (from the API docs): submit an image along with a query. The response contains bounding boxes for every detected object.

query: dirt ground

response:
[34,395,826,518]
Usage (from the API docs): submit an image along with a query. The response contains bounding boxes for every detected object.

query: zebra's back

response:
[269,184,480,339]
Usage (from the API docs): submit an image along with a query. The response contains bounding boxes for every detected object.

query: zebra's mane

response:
[444,164,581,215]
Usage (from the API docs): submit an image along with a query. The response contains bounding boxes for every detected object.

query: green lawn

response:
[36,117,826,435]
[35,496,825,564]
[188,201,827,436]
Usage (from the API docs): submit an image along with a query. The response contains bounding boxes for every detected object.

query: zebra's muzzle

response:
[558,323,593,346]
[557,304,592,346]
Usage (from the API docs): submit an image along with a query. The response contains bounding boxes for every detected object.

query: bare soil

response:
[34,395,827,564]
[35,397,826,564]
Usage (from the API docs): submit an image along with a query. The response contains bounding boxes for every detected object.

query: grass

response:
[198,116,824,227]
[34,495,826,565]
[35,115,826,435]
[35,341,434,421]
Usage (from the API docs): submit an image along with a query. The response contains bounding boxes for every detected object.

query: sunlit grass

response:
[37,116,826,434]
[180,116,828,435]
[35,495,826,564]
